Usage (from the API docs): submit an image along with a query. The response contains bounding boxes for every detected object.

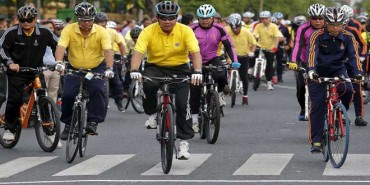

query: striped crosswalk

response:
[1,153,370,179]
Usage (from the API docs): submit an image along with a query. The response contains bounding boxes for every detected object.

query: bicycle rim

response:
[328,103,350,168]
[34,96,61,152]
[129,80,144,114]
[253,65,261,91]
[160,104,174,174]
[79,102,88,157]
[206,91,220,144]
[66,105,81,163]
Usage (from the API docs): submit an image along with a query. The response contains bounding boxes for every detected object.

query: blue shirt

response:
[43,46,56,65]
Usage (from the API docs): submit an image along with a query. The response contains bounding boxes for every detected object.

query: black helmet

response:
[75,2,96,20]
[94,12,108,23]
[130,27,142,39]
[155,1,180,16]
[17,6,37,19]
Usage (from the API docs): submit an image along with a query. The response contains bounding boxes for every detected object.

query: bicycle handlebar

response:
[65,68,105,79]
[142,76,190,84]
[319,77,352,83]
[19,66,52,73]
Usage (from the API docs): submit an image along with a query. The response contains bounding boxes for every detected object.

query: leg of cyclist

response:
[276,47,284,82]
[346,67,367,126]
[123,61,131,96]
[264,51,275,90]
[295,68,306,120]
[189,84,201,133]
[208,57,227,106]
[110,62,125,112]
[142,65,161,129]
[238,56,249,105]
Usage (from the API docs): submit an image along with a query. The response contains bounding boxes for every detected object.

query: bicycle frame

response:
[228,69,241,93]
[157,82,176,137]
[253,48,267,78]
[325,79,346,139]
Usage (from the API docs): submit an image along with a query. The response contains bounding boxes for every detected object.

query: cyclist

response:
[242,11,256,32]
[55,2,114,140]
[227,17,257,105]
[129,1,202,160]
[0,5,59,141]
[306,7,363,153]
[94,12,127,112]
[252,10,283,90]
[341,5,362,31]
[289,4,325,121]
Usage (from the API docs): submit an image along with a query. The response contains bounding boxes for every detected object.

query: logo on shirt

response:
[175,42,180,47]
[33,39,38,46]
[340,43,344,50]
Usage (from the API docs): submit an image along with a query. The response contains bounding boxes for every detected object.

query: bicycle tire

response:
[34,96,61,152]
[328,103,350,168]
[129,80,144,114]
[206,90,220,144]
[199,111,206,139]
[66,104,81,163]
[322,117,329,162]
[363,90,370,104]
[231,71,236,108]
[122,96,130,110]
[104,79,109,116]
[253,64,261,91]
[160,103,174,174]
[79,101,88,157]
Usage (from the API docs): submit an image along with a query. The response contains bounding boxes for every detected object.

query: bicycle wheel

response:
[253,63,261,91]
[34,96,61,152]
[104,79,109,116]
[327,103,350,168]
[322,117,329,162]
[129,80,144,114]
[363,90,370,104]
[79,101,88,157]
[230,71,236,108]
[199,111,206,139]
[205,90,220,144]
[66,104,81,163]
[160,104,174,174]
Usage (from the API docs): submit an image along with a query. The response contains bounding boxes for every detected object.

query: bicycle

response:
[228,66,242,108]
[64,68,105,163]
[121,80,145,113]
[0,67,61,152]
[143,75,189,174]
[319,76,352,168]
[253,48,267,91]
[198,64,228,144]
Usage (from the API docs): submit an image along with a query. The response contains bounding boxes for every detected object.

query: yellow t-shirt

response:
[134,22,200,66]
[362,32,370,53]
[109,29,126,53]
[253,22,282,50]
[228,28,257,55]
[58,23,112,69]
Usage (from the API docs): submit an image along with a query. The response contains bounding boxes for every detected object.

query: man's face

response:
[55,26,63,36]
[326,22,344,36]
[45,23,54,32]
[260,17,270,25]
[198,17,214,28]
[78,18,94,31]
[243,17,251,24]
[310,16,325,29]
[231,26,241,35]
[157,15,177,33]
[18,17,36,30]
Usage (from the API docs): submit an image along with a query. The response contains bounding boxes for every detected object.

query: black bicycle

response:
[64,68,105,163]
[143,75,189,174]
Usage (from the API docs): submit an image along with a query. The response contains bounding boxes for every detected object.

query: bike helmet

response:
[293,15,307,26]
[17,6,37,19]
[229,18,242,29]
[356,15,367,24]
[75,1,96,20]
[242,11,254,18]
[340,5,353,18]
[130,27,142,38]
[259,11,271,18]
[52,19,64,28]
[197,4,216,18]
[214,12,221,19]
[273,12,283,19]
[271,16,278,24]
[324,7,348,24]
[155,1,180,16]
[106,21,117,28]
[94,12,108,23]
[307,3,325,17]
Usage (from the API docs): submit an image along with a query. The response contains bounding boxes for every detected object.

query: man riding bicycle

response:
[55,2,114,140]
[306,7,363,153]
[129,1,202,160]
[0,6,59,141]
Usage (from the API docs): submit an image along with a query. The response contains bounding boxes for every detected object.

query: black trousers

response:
[237,56,250,96]
[142,64,194,140]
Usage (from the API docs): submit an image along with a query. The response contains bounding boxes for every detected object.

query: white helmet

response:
[106,21,117,28]
[242,11,254,18]
[307,3,325,17]
[324,7,348,24]
[259,11,271,18]
[229,13,242,21]
[197,4,216,18]
[340,5,354,18]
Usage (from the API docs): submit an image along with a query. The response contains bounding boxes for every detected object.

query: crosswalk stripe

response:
[233,153,294,175]
[53,154,135,176]
[0,156,58,178]
[141,153,211,175]
[323,154,370,176]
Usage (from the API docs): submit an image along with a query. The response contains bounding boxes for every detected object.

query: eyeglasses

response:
[158,16,177,21]
[260,17,269,20]
[327,23,343,28]
[311,16,324,21]
[19,17,35,23]
[78,18,94,22]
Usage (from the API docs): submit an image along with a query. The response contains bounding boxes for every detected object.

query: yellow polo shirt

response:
[107,28,126,53]
[252,22,282,50]
[58,23,112,69]
[134,22,199,66]
[228,28,257,55]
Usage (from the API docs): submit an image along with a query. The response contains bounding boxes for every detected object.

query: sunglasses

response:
[19,17,35,23]
[311,16,324,21]
[159,16,177,21]
[78,18,94,22]
[327,23,343,27]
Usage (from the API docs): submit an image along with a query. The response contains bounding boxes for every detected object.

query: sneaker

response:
[219,92,227,107]
[191,114,199,133]
[177,140,190,160]
[355,116,368,126]
[310,142,322,153]
[2,130,15,141]
[242,96,248,105]
[223,85,232,95]
[267,81,274,90]
[247,68,253,75]
[145,114,157,129]
[298,111,308,121]
[86,122,98,135]
[115,99,125,112]
[44,134,62,148]
[60,125,70,141]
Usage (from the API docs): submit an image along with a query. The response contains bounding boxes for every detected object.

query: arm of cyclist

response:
[129,50,144,81]
[54,45,66,72]
[103,49,114,78]
[190,51,202,86]
[346,34,364,81]
[0,30,19,72]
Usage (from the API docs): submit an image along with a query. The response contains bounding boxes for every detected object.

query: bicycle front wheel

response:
[129,80,144,114]
[230,71,236,108]
[322,117,329,162]
[34,96,61,152]
[104,79,109,116]
[328,103,350,168]
[79,101,88,157]
[206,90,220,144]
[66,104,82,163]
[253,64,261,91]
[160,104,175,174]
